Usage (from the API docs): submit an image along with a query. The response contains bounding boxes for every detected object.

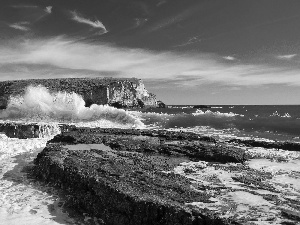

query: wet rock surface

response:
[32,127,300,225]
[33,127,249,225]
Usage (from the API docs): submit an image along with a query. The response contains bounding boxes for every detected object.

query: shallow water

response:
[0,137,73,225]
[0,135,107,225]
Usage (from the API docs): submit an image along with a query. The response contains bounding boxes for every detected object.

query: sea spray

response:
[0,85,144,128]
[38,123,61,138]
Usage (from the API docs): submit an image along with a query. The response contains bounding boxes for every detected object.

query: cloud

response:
[277,54,297,60]
[2,37,300,87]
[223,56,236,61]
[71,11,107,32]
[174,36,201,47]
[45,6,52,14]
[157,0,167,7]
[134,18,148,28]
[148,3,202,32]
[9,22,30,31]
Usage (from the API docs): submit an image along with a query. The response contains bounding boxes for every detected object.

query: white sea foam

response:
[174,158,300,224]
[192,109,243,117]
[270,111,292,118]
[0,85,144,128]
[0,126,78,225]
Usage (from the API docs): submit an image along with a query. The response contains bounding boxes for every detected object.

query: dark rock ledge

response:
[32,127,248,225]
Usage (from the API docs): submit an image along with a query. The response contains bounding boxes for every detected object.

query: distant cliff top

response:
[0,77,144,93]
[0,77,142,87]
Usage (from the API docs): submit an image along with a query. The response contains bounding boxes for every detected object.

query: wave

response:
[270,111,291,118]
[192,109,243,117]
[133,110,243,129]
[0,85,144,128]
[135,109,300,136]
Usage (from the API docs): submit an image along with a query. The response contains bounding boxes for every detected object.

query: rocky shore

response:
[30,126,300,225]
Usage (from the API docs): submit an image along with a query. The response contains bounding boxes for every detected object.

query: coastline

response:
[0,123,300,224]
[24,125,300,224]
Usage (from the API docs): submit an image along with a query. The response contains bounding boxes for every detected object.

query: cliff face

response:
[0,77,159,108]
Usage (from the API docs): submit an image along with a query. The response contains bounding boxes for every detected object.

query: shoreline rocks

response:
[0,122,298,224]
[33,127,241,225]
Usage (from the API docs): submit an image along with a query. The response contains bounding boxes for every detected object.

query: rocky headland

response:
[0,77,162,109]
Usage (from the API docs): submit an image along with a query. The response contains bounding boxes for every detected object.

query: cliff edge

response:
[0,77,161,109]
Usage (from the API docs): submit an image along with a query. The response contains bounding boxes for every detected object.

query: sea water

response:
[0,85,299,224]
[134,105,300,142]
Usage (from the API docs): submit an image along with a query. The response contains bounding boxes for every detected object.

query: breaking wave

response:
[0,85,144,128]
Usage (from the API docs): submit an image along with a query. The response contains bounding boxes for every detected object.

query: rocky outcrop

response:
[33,127,246,225]
[47,127,247,163]
[32,127,300,225]
[0,77,161,108]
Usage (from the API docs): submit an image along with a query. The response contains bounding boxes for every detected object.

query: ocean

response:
[0,86,299,224]
[136,105,300,142]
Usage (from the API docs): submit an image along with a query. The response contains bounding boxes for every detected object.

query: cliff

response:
[0,77,159,109]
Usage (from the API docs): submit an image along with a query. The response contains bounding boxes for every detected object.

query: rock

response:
[33,127,239,225]
[0,77,164,109]
[32,127,300,224]
[46,127,247,163]
[157,100,166,108]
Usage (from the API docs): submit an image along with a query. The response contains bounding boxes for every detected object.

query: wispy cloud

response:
[223,56,236,61]
[71,11,107,32]
[277,54,297,60]
[174,36,201,47]
[2,38,300,87]
[45,6,52,14]
[9,22,30,31]
[134,18,148,28]
[148,3,202,32]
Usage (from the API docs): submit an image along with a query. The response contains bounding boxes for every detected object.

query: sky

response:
[1,0,300,105]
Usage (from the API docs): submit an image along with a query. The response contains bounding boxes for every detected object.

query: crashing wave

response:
[0,85,144,128]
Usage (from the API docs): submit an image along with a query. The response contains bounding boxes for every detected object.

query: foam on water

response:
[192,109,243,117]
[0,124,79,225]
[0,85,144,129]
[173,149,300,224]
